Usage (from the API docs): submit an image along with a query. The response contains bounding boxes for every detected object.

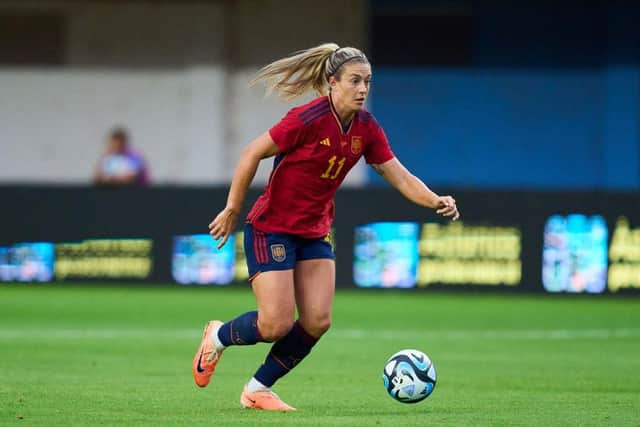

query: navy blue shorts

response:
[244,223,334,281]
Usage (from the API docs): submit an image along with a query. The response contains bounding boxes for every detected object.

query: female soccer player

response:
[192,43,459,411]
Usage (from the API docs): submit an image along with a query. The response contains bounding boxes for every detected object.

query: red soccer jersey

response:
[246,95,395,238]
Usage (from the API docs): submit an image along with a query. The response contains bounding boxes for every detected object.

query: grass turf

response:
[1,285,639,426]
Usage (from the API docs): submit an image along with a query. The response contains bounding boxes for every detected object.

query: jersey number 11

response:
[320,156,346,180]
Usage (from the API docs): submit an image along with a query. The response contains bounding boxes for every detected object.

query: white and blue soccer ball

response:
[382,349,436,403]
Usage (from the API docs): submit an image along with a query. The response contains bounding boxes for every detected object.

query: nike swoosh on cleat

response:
[196,352,206,373]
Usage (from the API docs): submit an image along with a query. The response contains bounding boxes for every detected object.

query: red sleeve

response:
[269,108,305,153]
[364,120,395,164]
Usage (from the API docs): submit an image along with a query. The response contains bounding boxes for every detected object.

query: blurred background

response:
[2,2,640,425]
[1,0,639,294]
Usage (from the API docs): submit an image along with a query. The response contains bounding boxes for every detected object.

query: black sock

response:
[217,311,264,346]
[253,320,319,387]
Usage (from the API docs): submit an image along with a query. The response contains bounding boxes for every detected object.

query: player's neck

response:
[329,94,356,127]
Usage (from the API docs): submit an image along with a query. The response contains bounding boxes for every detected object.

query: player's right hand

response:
[208,207,239,249]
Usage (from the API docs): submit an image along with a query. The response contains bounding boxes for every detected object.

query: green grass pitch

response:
[1,285,639,426]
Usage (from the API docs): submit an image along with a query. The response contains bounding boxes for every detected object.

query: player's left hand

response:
[435,195,460,221]
[208,207,239,249]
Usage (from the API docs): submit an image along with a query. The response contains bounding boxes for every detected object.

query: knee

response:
[257,318,294,342]
[302,314,332,338]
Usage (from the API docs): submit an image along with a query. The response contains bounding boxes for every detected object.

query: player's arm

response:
[371,158,459,220]
[208,132,280,248]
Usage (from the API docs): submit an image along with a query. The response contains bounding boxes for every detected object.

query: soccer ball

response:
[382,349,436,403]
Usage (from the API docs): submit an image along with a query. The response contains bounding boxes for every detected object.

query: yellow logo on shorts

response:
[270,244,286,262]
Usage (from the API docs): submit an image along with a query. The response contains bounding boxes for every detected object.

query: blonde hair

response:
[251,43,369,99]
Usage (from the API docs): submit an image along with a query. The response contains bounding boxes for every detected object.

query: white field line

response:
[0,327,638,341]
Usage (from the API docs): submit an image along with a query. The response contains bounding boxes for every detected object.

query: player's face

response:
[331,62,372,111]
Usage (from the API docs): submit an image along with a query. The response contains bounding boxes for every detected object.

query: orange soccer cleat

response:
[192,320,224,388]
[240,386,296,411]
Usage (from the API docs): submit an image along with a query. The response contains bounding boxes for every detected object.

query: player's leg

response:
[237,228,301,410]
[217,270,295,346]
[294,258,335,337]
[294,236,335,341]
[241,259,334,411]
[192,224,296,388]
[238,282,297,410]
[247,239,335,394]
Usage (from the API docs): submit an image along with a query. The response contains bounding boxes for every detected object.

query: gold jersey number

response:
[320,156,346,180]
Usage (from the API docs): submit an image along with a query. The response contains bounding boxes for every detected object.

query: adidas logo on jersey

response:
[319,138,331,147]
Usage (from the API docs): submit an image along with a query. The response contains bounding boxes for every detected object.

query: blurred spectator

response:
[95,127,150,186]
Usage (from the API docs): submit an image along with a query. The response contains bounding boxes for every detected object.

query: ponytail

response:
[251,43,369,99]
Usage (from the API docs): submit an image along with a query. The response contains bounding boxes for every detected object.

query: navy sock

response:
[253,320,319,387]
[217,311,264,346]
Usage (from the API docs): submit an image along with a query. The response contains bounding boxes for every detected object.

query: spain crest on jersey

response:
[351,136,362,155]
[270,244,286,262]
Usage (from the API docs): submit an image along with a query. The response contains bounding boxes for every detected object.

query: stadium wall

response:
[368,1,640,190]
[0,0,367,185]
[2,1,639,189]
[1,186,638,295]
[0,69,228,183]
[369,66,640,190]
